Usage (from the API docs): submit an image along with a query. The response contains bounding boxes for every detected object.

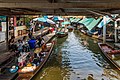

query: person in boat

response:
[42,43,48,52]
[41,38,45,45]
[17,39,23,53]
[32,53,40,66]
[22,36,30,52]
[28,37,36,50]
[28,30,33,39]
[8,36,17,51]
[36,36,43,47]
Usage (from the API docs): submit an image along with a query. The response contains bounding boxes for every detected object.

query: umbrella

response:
[33,17,46,22]
[47,16,53,18]
[67,26,73,29]
[37,17,47,22]
[54,16,64,21]
[58,17,63,21]
[33,18,39,21]
[47,19,55,24]
[62,21,70,25]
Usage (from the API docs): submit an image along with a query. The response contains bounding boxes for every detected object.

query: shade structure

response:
[43,15,48,19]
[71,18,81,23]
[83,18,94,26]
[33,17,47,22]
[78,18,94,26]
[97,16,112,28]
[70,17,75,22]
[67,26,73,29]
[37,17,47,22]
[62,21,70,25]
[47,15,53,18]
[54,16,64,21]
[47,19,55,24]
[86,18,102,31]
[33,18,39,21]
[78,18,87,24]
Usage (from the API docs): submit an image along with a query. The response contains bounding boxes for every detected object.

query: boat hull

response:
[98,43,120,70]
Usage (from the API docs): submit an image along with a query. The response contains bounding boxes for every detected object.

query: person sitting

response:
[38,51,45,62]
[17,39,23,53]
[28,37,36,50]
[42,44,49,52]
[22,36,30,52]
[32,53,40,66]
[28,30,33,39]
[36,36,42,47]
[8,36,17,51]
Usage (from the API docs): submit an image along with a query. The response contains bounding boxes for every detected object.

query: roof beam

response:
[1,12,92,16]
[61,0,118,3]
[0,3,120,9]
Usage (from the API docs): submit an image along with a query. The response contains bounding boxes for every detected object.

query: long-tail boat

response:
[98,43,120,70]
[16,33,55,80]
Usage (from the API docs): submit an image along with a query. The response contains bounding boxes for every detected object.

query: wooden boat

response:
[68,28,73,32]
[16,33,55,80]
[16,42,54,80]
[98,43,120,70]
[79,29,114,42]
[92,35,114,42]
[0,52,18,80]
[67,26,74,32]
[56,32,68,38]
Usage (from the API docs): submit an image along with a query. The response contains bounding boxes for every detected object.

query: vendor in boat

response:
[22,36,30,52]
[36,36,43,47]
[28,37,36,50]
[28,30,33,39]
[42,43,48,52]
[32,53,40,66]
[8,36,17,51]
[17,39,23,53]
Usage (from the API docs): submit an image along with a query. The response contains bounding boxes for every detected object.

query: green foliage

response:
[25,17,32,29]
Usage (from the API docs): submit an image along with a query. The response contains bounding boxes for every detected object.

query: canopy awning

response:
[97,16,112,28]
[71,18,81,23]
[86,18,102,31]
[83,18,94,26]
[62,21,70,25]
[33,17,47,22]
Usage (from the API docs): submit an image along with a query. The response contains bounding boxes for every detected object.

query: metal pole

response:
[103,16,106,43]
[115,21,117,43]
[6,16,9,51]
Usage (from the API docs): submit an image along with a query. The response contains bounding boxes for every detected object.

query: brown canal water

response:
[34,31,120,80]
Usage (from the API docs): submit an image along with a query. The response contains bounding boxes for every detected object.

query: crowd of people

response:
[8,30,47,67]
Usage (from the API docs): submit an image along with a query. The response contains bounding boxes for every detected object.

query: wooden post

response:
[103,16,106,43]
[115,20,118,43]
[6,16,9,51]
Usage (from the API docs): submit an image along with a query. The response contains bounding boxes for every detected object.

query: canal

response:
[34,31,120,80]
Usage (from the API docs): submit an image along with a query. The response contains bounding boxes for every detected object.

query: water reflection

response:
[34,31,120,80]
